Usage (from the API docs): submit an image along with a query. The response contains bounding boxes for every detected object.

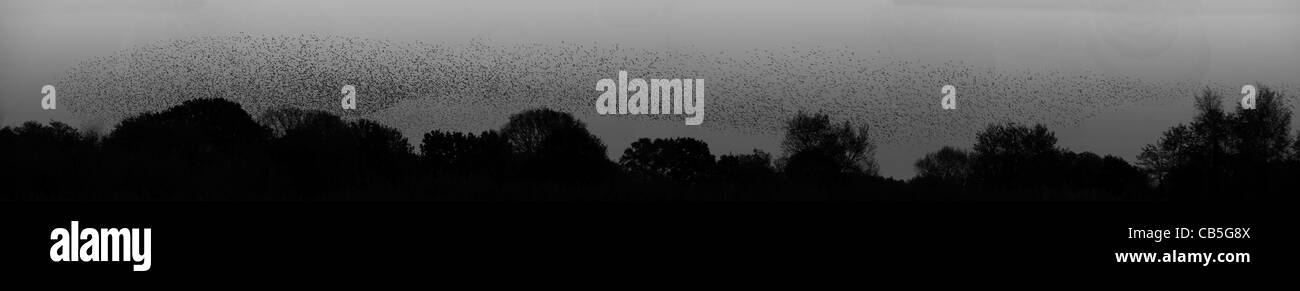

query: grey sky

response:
[3,0,1298,178]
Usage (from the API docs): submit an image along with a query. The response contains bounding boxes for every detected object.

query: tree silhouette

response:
[103,98,272,199]
[420,129,512,176]
[1292,133,1300,162]
[913,146,971,186]
[712,149,778,200]
[257,107,413,199]
[779,112,878,179]
[1136,124,1195,186]
[716,149,775,181]
[904,122,1152,200]
[350,119,415,191]
[1231,86,1292,163]
[619,137,716,184]
[0,121,99,199]
[0,95,1279,202]
[501,108,604,159]
[109,99,270,153]
[499,108,613,182]
[259,107,355,198]
[1227,86,1293,199]
[969,123,1059,191]
[1138,86,1295,200]
[352,119,413,161]
[259,106,338,137]
[1058,151,1148,199]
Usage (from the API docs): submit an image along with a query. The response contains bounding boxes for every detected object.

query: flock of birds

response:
[56,33,1299,149]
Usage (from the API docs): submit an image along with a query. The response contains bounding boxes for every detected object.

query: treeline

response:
[2,87,1297,201]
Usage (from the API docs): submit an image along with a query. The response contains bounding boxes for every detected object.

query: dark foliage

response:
[258,107,416,199]
[779,112,879,181]
[500,108,615,183]
[2,94,1291,201]
[101,98,273,199]
[0,121,100,199]
[1137,86,1299,200]
[910,123,1150,201]
[420,129,511,176]
[913,146,970,187]
[620,137,715,184]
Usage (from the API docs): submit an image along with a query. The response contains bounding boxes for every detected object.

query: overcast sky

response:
[2,0,1298,178]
